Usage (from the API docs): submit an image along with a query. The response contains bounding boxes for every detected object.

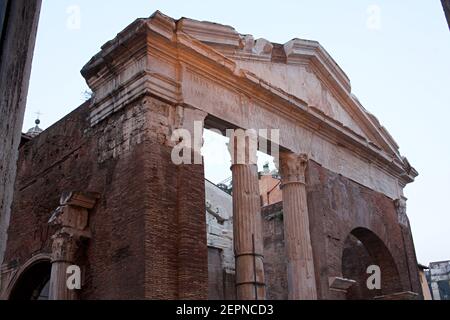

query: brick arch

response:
[341,227,402,300]
[3,253,51,300]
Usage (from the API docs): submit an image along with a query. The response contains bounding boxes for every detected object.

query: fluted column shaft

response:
[49,231,79,300]
[279,152,317,300]
[228,130,266,300]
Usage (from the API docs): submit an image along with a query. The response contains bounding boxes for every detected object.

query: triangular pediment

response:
[81,11,416,184]
[174,17,402,160]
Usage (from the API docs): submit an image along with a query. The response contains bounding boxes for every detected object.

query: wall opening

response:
[203,128,235,300]
[9,260,51,300]
[202,122,277,300]
[342,227,402,300]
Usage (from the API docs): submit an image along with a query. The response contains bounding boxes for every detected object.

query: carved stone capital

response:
[50,229,83,263]
[278,152,308,186]
[49,192,98,263]
[394,196,409,227]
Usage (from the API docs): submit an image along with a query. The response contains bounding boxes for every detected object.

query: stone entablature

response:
[81,11,417,200]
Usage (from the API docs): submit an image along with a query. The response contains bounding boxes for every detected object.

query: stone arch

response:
[341,227,402,300]
[4,254,51,300]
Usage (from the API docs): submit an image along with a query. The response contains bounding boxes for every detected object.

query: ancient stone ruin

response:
[0,11,421,300]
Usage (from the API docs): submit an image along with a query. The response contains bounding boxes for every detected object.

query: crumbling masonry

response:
[1,11,421,300]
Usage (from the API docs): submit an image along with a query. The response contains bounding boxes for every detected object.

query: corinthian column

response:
[278,152,317,300]
[49,230,83,300]
[395,196,422,295]
[48,192,97,300]
[228,129,266,300]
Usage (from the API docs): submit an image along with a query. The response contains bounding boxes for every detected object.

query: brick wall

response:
[260,161,421,300]
[306,160,421,299]
[1,93,420,300]
[1,95,208,300]
[0,0,41,287]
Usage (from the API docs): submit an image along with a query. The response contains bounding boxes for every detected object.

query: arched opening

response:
[342,227,402,300]
[9,260,51,300]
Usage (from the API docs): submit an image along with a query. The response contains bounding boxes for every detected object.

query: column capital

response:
[48,192,98,263]
[278,152,309,186]
[50,229,83,263]
[278,151,317,299]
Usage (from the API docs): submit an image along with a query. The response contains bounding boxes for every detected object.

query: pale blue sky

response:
[24,1,450,265]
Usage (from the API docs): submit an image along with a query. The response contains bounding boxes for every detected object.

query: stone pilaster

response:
[228,130,266,300]
[278,152,317,300]
[48,192,97,300]
[174,106,209,299]
[395,196,409,228]
[394,196,422,297]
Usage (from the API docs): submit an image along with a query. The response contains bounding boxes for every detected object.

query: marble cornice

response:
[81,11,417,190]
[284,38,352,93]
[172,30,416,184]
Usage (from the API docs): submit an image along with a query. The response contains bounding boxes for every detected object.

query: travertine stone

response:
[81,11,418,202]
[228,131,266,300]
[0,11,423,301]
[394,196,423,297]
[253,38,273,56]
[49,231,81,300]
[328,276,356,293]
[48,192,98,300]
[278,152,317,300]
[394,196,409,227]
[177,17,241,48]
